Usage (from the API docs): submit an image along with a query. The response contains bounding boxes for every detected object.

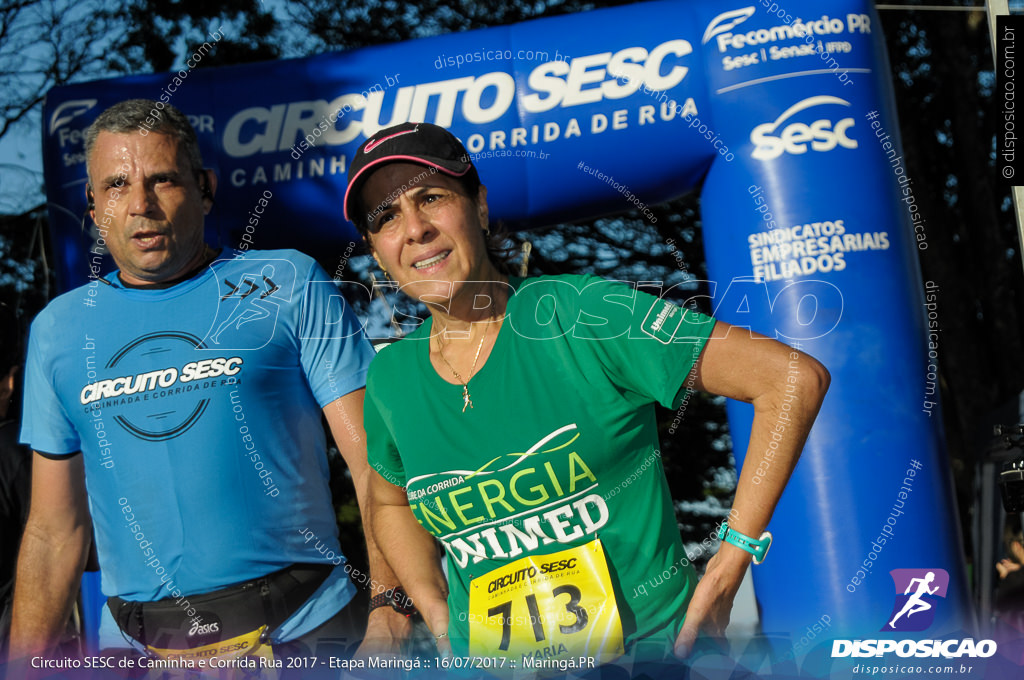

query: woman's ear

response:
[365,236,385,271]
[477,185,489,231]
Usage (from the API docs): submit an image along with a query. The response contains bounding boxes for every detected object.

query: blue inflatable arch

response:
[43,0,969,641]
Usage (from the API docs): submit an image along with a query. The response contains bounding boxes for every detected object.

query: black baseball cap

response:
[343,122,476,224]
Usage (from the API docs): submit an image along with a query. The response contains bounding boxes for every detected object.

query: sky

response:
[0,0,109,214]
[0,0,293,215]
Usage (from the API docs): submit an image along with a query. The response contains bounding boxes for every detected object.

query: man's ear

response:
[85,184,96,222]
[200,169,217,213]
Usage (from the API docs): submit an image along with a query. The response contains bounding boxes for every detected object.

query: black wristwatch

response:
[368,586,417,617]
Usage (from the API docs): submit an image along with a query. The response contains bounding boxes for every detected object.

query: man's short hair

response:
[84,99,203,178]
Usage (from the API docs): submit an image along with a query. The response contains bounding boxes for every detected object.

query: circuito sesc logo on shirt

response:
[77,259,298,442]
[80,332,244,442]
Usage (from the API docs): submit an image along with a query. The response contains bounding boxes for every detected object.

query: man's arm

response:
[10,452,92,659]
[323,390,413,653]
[675,321,830,657]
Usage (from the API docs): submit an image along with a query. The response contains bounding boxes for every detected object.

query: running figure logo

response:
[211,264,279,343]
[201,259,295,350]
[883,568,949,632]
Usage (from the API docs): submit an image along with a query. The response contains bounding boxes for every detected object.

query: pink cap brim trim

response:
[343,155,471,222]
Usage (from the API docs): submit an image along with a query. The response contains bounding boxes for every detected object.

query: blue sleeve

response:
[20,320,81,456]
[298,261,376,407]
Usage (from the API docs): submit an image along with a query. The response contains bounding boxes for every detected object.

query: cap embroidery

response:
[363,124,421,154]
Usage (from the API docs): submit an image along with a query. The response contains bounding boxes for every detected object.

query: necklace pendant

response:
[462,385,472,412]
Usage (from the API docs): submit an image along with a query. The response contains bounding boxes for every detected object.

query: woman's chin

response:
[401,279,458,307]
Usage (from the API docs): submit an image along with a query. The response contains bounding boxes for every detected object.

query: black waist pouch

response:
[108,563,334,653]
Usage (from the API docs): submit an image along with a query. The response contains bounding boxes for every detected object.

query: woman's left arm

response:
[673,320,830,657]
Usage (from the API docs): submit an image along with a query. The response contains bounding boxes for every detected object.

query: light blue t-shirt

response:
[21,248,375,640]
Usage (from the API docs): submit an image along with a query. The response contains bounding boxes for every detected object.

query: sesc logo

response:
[750,95,857,161]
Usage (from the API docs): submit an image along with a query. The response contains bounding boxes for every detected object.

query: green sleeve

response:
[364,367,408,488]
[570,275,716,409]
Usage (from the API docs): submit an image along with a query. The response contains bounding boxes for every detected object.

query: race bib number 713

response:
[468,539,623,662]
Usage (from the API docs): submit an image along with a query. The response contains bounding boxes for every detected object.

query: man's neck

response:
[117,246,222,289]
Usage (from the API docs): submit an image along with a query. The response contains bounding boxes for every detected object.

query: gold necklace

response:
[436,322,494,413]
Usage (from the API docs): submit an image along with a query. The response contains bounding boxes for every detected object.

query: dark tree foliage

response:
[105,0,280,73]
[0,0,104,371]
[0,0,119,217]
[0,0,113,143]
[282,0,617,55]
[878,5,1024,561]
[0,206,52,355]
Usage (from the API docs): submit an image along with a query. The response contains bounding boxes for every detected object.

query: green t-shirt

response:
[365,274,715,659]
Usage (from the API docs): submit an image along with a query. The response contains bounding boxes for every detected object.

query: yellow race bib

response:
[468,539,623,664]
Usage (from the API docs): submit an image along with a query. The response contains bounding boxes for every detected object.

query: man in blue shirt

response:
[10,99,411,667]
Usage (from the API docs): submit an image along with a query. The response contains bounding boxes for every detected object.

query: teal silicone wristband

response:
[717,522,772,564]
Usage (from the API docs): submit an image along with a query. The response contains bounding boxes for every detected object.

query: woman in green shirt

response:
[343,122,830,668]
